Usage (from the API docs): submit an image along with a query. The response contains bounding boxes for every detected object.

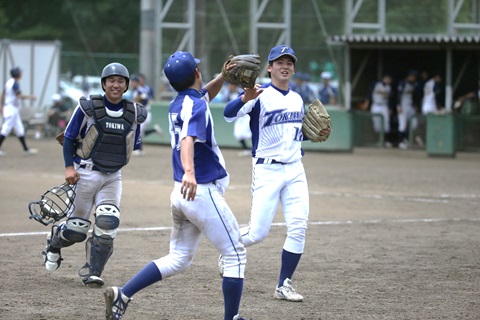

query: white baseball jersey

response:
[422,79,437,114]
[224,83,305,164]
[369,81,392,133]
[1,77,25,137]
[371,81,391,107]
[4,78,20,107]
[224,82,309,255]
[398,80,416,108]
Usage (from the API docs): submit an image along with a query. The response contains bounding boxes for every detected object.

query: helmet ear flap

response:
[29,183,76,226]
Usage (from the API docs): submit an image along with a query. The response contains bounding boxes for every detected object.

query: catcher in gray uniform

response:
[41,62,146,287]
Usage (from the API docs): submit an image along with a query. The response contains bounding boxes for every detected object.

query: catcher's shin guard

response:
[78,204,119,281]
[79,234,114,278]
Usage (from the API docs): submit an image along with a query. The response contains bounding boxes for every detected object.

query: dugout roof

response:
[329,34,480,50]
[327,34,480,109]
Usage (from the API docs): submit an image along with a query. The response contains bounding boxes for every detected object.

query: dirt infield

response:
[1,138,479,320]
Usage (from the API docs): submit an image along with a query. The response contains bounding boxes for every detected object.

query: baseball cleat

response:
[273,278,303,302]
[153,124,163,136]
[233,315,252,320]
[104,286,131,320]
[217,254,224,278]
[25,148,38,155]
[82,275,105,287]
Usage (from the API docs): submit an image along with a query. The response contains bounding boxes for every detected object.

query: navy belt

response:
[79,164,100,171]
[256,158,285,165]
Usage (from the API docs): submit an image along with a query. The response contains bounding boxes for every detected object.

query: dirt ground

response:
[0,137,479,320]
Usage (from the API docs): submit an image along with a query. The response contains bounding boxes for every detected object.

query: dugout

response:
[328,34,480,152]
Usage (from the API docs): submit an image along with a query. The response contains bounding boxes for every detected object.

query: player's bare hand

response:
[224,62,237,72]
[241,84,263,102]
[320,127,332,136]
[181,172,197,201]
[65,166,80,185]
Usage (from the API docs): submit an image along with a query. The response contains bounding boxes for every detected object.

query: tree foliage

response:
[0,0,140,53]
[0,0,472,79]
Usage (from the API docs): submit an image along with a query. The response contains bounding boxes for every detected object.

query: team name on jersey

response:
[263,109,303,128]
[106,122,125,130]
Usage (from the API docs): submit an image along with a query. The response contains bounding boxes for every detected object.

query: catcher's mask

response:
[28,183,76,226]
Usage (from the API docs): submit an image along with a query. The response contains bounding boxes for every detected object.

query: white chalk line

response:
[310,191,480,204]
[2,217,479,238]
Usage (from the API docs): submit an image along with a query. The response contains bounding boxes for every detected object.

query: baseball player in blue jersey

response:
[42,62,146,287]
[130,74,163,156]
[223,45,329,302]
[104,51,249,320]
[0,66,37,156]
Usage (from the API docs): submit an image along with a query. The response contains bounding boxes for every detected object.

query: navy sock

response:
[278,249,302,287]
[121,261,162,298]
[222,277,243,320]
[18,136,28,151]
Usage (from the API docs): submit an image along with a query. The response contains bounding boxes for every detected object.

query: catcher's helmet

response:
[28,183,76,226]
[10,66,21,78]
[101,62,130,92]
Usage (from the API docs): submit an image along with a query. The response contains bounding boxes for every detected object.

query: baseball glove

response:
[302,98,332,143]
[56,131,65,146]
[221,54,261,88]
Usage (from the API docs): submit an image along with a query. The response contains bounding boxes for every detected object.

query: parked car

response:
[59,80,83,107]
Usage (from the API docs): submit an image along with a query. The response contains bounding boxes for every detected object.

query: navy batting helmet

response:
[101,62,130,92]
[10,66,21,78]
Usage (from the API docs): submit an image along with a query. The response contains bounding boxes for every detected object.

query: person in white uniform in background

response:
[0,66,37,156]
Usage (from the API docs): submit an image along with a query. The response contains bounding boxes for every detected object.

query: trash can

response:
[426,113,456,157]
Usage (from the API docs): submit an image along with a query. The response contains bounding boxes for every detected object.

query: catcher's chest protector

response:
[77,95,136,173]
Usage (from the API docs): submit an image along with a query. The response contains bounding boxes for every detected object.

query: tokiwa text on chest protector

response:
[76,95,139,173]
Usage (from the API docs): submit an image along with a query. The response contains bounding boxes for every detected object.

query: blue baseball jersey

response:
[224,83,305,163]
[64,95,142,166]
[168,88,228,184]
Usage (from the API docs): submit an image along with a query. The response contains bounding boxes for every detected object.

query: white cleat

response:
[273,278,303,302]
[153,124,163,136]
[25,148,38,155]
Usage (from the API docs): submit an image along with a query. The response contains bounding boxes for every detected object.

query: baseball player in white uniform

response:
[365,75,393,147]
[104,52,249,320]
[42,62,146,287]
[397,71,419,149]
[0,66,37,156]
[223,45,328,302]
[422,74,442,115]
